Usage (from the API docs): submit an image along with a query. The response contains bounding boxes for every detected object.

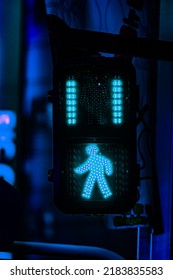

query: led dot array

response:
[111,79,123,125]
[74,144,113,200]
[81,157,113,199]
[66,80,77,125]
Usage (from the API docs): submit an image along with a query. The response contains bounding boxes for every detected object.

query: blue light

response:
[0,110,17,128]
[74,144,113,199]
[66,79,78,125]
[0,163,15,185]
[0,110,17,159]
[0,252,12,260]
[0,137,16,159]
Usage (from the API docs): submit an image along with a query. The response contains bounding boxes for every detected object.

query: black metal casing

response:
[47,15,139,214]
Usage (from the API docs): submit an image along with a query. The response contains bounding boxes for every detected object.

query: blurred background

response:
[0,0,173,259]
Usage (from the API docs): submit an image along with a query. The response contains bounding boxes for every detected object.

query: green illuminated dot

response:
[112,99,123,105]
[66,87,77,93]
[74,144,113,199]
[66,106,77,112]
[113,112,123,117]
[67,118,77,125]
[66,94,77,99]
[66,80,77,87]
[112,86,123,93]
[66,80,78,125]
[112,79,123,86]
[67,112,77,118]
[113,118,122,124]
[112,93,123,99]
[112,105,122,111]
[66,100,77,105]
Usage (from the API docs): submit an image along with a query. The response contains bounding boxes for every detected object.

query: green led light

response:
[66,106,77,112]
[111,79,124,125]
[66,79,78,126]
[112,99,123,105]
[66,94,77,99]
[66,87,77,93]
[66,100,77,105]
[113,118,123,124]
[112,105,122,111]
[74,144,113,199]
[66,80,77,87]
[113,112,123,117]
[67,112,77,118]
[67,118,77,125]
[112,79,123,86]
[112,86,123,93]
[112,93,123,99]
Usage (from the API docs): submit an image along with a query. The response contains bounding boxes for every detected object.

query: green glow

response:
[112,79,123,86]
[66,93,77,99]
[111,79,123,125]
[66,100,77,105]
[113,118,122,124]
[67,112,77,118]
[74,144,113,199]
[67,119,77,125]
[66,87,76,93]
[66,79,78,126]
[113,112,123,117]
[66,80,77,87]
[112,87,123,92]
[112,105,122,111]
[112,93,123,99]
[112,99,122,105]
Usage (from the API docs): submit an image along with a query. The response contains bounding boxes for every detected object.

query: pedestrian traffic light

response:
[47,15,140,214]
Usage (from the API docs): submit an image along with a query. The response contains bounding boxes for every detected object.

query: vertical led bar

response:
[66,79,77,125]
[111,79,123,125]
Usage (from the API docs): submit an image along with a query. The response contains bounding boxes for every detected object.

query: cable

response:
[138,127,148,170]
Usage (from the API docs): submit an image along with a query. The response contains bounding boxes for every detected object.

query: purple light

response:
[0,110,17,128]
[0,114,10,124]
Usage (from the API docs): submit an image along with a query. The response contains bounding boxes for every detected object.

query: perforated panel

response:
[66,143,129,202]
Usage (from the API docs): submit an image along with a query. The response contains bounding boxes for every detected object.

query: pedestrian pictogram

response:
[74,144,113,199]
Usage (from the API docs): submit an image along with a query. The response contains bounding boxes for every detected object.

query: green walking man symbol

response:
[74,144,113,199]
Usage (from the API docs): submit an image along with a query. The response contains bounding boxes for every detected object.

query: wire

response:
[138,127,148,170]
[137,105,155,163]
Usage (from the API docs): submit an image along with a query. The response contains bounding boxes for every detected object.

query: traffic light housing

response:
[47,15,139,214]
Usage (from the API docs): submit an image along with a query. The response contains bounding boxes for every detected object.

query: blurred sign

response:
[0,110,17,185]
